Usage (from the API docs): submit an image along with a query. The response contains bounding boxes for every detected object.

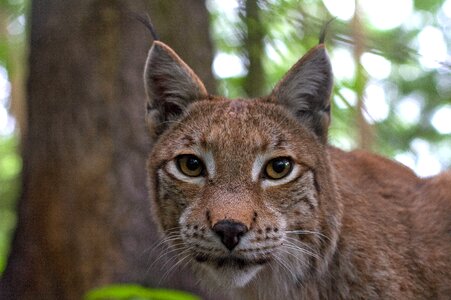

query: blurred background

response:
[0,0,449,298]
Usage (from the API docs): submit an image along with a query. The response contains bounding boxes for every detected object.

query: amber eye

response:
[265,157,292,179]
[176,154,204,177]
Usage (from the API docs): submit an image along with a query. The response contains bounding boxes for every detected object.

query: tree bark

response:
[243,0,265,97]
[148,0,216,94]
[0,1,217,299]
[352,0,373,150]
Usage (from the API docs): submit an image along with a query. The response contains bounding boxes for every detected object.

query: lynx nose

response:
[213,220,248,251]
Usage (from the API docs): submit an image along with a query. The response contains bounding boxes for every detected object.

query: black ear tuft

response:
[319,18,336,44]
[133,13,160,41]
[144,41,208,137]
[270,44,333,143]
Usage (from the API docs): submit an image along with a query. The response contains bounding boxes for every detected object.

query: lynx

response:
[144,38,451,299]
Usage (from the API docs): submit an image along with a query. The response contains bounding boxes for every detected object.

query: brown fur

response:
[144,41,451,299]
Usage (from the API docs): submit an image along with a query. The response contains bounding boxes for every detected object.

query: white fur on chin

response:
[199,263,264,288]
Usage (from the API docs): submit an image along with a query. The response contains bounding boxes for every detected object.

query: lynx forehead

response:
[226,99,249,116]
[144,38,451,299]
[161,100,315,193]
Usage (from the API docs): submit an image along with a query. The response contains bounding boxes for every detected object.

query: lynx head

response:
[145,41,342,290]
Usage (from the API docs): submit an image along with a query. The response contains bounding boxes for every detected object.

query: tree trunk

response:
[352,0,373,150]
[243,0,265,97]
[0,1,217,299]
[148,0,216,93]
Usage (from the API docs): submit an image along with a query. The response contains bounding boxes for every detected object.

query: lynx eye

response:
[265,157,292,179]
[176,154,204,177]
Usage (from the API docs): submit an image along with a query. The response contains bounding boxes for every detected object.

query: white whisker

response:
[285,229,331,241]
[273,252,297,280]
[283,238,322,260]
[148,242,188,271]
[160,251,194,283]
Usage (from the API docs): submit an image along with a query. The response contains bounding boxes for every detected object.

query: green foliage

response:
[209,0,450,174]
[414,0,442,11]
[84,285,200,300]
[0,135,21,274]
[0,0,27,275]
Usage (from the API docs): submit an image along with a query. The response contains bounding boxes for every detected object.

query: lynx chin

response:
[143,38,451,299]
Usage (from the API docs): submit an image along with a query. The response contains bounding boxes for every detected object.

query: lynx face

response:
[145,41,341,289]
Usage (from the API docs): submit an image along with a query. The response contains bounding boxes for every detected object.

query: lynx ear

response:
[270,44,333,143]
[144,41,208,136]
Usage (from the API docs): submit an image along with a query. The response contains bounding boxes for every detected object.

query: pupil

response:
[186,157,200,170]
[272,159,288,173]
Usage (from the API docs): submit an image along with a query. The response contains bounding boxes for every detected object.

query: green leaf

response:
[84,284,200,300]
[414,0,442,11]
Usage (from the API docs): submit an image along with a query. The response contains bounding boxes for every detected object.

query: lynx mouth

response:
[195,253,270,269]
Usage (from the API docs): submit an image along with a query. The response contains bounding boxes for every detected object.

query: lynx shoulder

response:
[144,40,451,299]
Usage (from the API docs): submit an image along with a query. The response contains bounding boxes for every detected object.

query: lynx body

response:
[144,40,451,299]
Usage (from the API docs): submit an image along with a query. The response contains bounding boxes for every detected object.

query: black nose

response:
[213,220,248,251]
